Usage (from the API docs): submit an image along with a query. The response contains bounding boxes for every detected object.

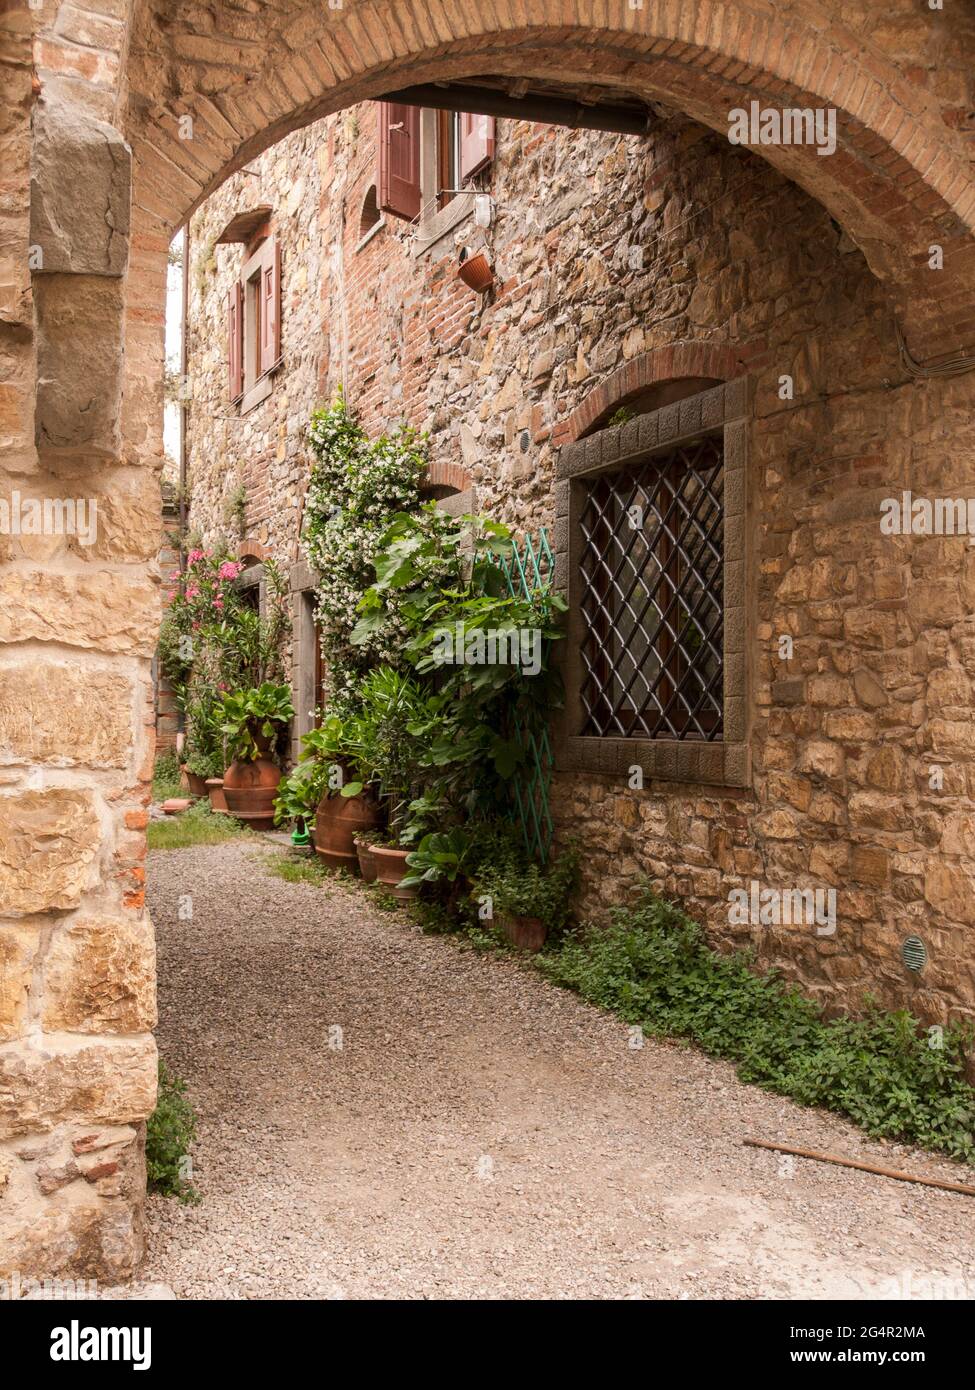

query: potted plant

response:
[273,758,323,848]
[472,842,579,952]
[339,667,431,901]
[218,681,295,829]
[296,716,384,873]
[353,831,378,883]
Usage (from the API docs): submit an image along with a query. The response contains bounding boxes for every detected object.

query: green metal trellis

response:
[495,528,556,863]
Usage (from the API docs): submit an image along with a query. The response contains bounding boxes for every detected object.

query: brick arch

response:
[119,0,975,379]
[566,343,745,443]
[237,539,267,564]
[423,461,472,495]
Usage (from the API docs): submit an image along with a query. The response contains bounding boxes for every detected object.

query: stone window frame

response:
[552,377,751,789]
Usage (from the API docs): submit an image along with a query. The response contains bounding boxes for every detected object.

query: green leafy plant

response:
[218,681,295,764]
[152,750,182,801]
[539,888,975,1164]
[401,827,474,888]
[146,1061,200,1203]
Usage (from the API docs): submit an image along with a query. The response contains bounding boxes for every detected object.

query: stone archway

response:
[2,0,974,1280]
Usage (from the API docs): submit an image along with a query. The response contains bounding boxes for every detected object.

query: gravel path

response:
[143,840,975,1300]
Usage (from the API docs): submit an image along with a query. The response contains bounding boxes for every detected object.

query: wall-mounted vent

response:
[901,935,927,973]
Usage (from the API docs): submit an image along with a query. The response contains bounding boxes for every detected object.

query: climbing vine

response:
[301,391,433,708]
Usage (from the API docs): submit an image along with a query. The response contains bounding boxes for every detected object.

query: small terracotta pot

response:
[457,250,493,293]
[499,913,546,953]
[206,778,228,813]
[182,767,208,799]
[313,792,382,873]
[355,837,378,883]
[370,845,417,903]
[222,757,281,830]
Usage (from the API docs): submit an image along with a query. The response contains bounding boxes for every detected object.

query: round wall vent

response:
[901,935,927,973]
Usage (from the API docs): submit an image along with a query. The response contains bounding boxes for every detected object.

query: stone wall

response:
[185,103,975,1028]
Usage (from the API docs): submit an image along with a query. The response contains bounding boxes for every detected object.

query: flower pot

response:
[355,837,378,883]
[499,913,546,953]
[457,250,493,293]
[370,844,418,904]
[222,757,281,830]
[181,766,208,798]
[313,792,382,873]
[206,778,228,814]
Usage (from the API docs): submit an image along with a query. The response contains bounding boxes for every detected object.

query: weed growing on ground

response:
[151,750,183,802]
[538,889,975,1164]
[146,1061,200,1203]
[147,800,248,851]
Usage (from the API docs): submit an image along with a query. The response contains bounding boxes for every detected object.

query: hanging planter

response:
[457,247,493,293]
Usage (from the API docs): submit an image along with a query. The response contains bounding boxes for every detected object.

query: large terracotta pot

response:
[206,778,228,813]
[370,845,418,904]
[222,757,281,830]
[313,793,382,872]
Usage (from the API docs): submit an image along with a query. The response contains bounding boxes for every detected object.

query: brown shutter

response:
[228,280,243,401]
[459,111,495,182]
[259,239,280,376]
[377,101,421,221]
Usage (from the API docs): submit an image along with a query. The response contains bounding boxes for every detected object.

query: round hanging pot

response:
[457,248,493,293]
[222,757,281,830]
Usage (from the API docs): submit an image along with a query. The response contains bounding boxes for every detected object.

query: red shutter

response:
[377,101,421,221]
[228,280,243,401]
[459,111,495,182]
[259,240,280,376]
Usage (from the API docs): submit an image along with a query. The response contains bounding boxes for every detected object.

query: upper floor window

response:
[376,101,494,240]
[227,232,281,412]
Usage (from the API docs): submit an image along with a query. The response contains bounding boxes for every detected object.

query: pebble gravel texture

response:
[143,841,975,1301]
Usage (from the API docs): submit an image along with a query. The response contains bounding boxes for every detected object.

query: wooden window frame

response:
[238,236,280,413]
[552,379,752,789]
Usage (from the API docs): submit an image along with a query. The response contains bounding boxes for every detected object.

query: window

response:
[554,379,751,787]
[376,101,494,239]
[228,234,280,411]
[578,438,724,740]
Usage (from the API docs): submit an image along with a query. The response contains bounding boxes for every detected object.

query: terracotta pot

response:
[499,913,546,953]
[222,757,281,830]
[205,778,228,813]
[313,792,382,873]
[355,837,378,883]
[182,768,208,798]
[370,844,417,903]
[457,250,493,293]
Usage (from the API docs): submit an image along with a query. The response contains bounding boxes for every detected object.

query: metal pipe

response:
[380,83,654,136]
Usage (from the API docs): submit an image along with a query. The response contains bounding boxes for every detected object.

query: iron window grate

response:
[578,435,724,741]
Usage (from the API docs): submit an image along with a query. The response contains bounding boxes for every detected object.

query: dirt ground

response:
[142,840,975,1300]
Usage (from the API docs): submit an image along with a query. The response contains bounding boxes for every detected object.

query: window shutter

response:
[459,111,495,182]
[377,101,421,221]
[259,239,280,377]
[228,280,243,401]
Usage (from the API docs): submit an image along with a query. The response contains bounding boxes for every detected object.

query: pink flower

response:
[187,549,204,564]
[213,597,224,609]
[218,560,244,581]
[185,585,200,600]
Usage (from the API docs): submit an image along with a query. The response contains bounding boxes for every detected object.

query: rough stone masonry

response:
[1,0,974,1282]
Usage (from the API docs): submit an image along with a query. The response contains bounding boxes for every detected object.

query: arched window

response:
[358,185,383,241]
